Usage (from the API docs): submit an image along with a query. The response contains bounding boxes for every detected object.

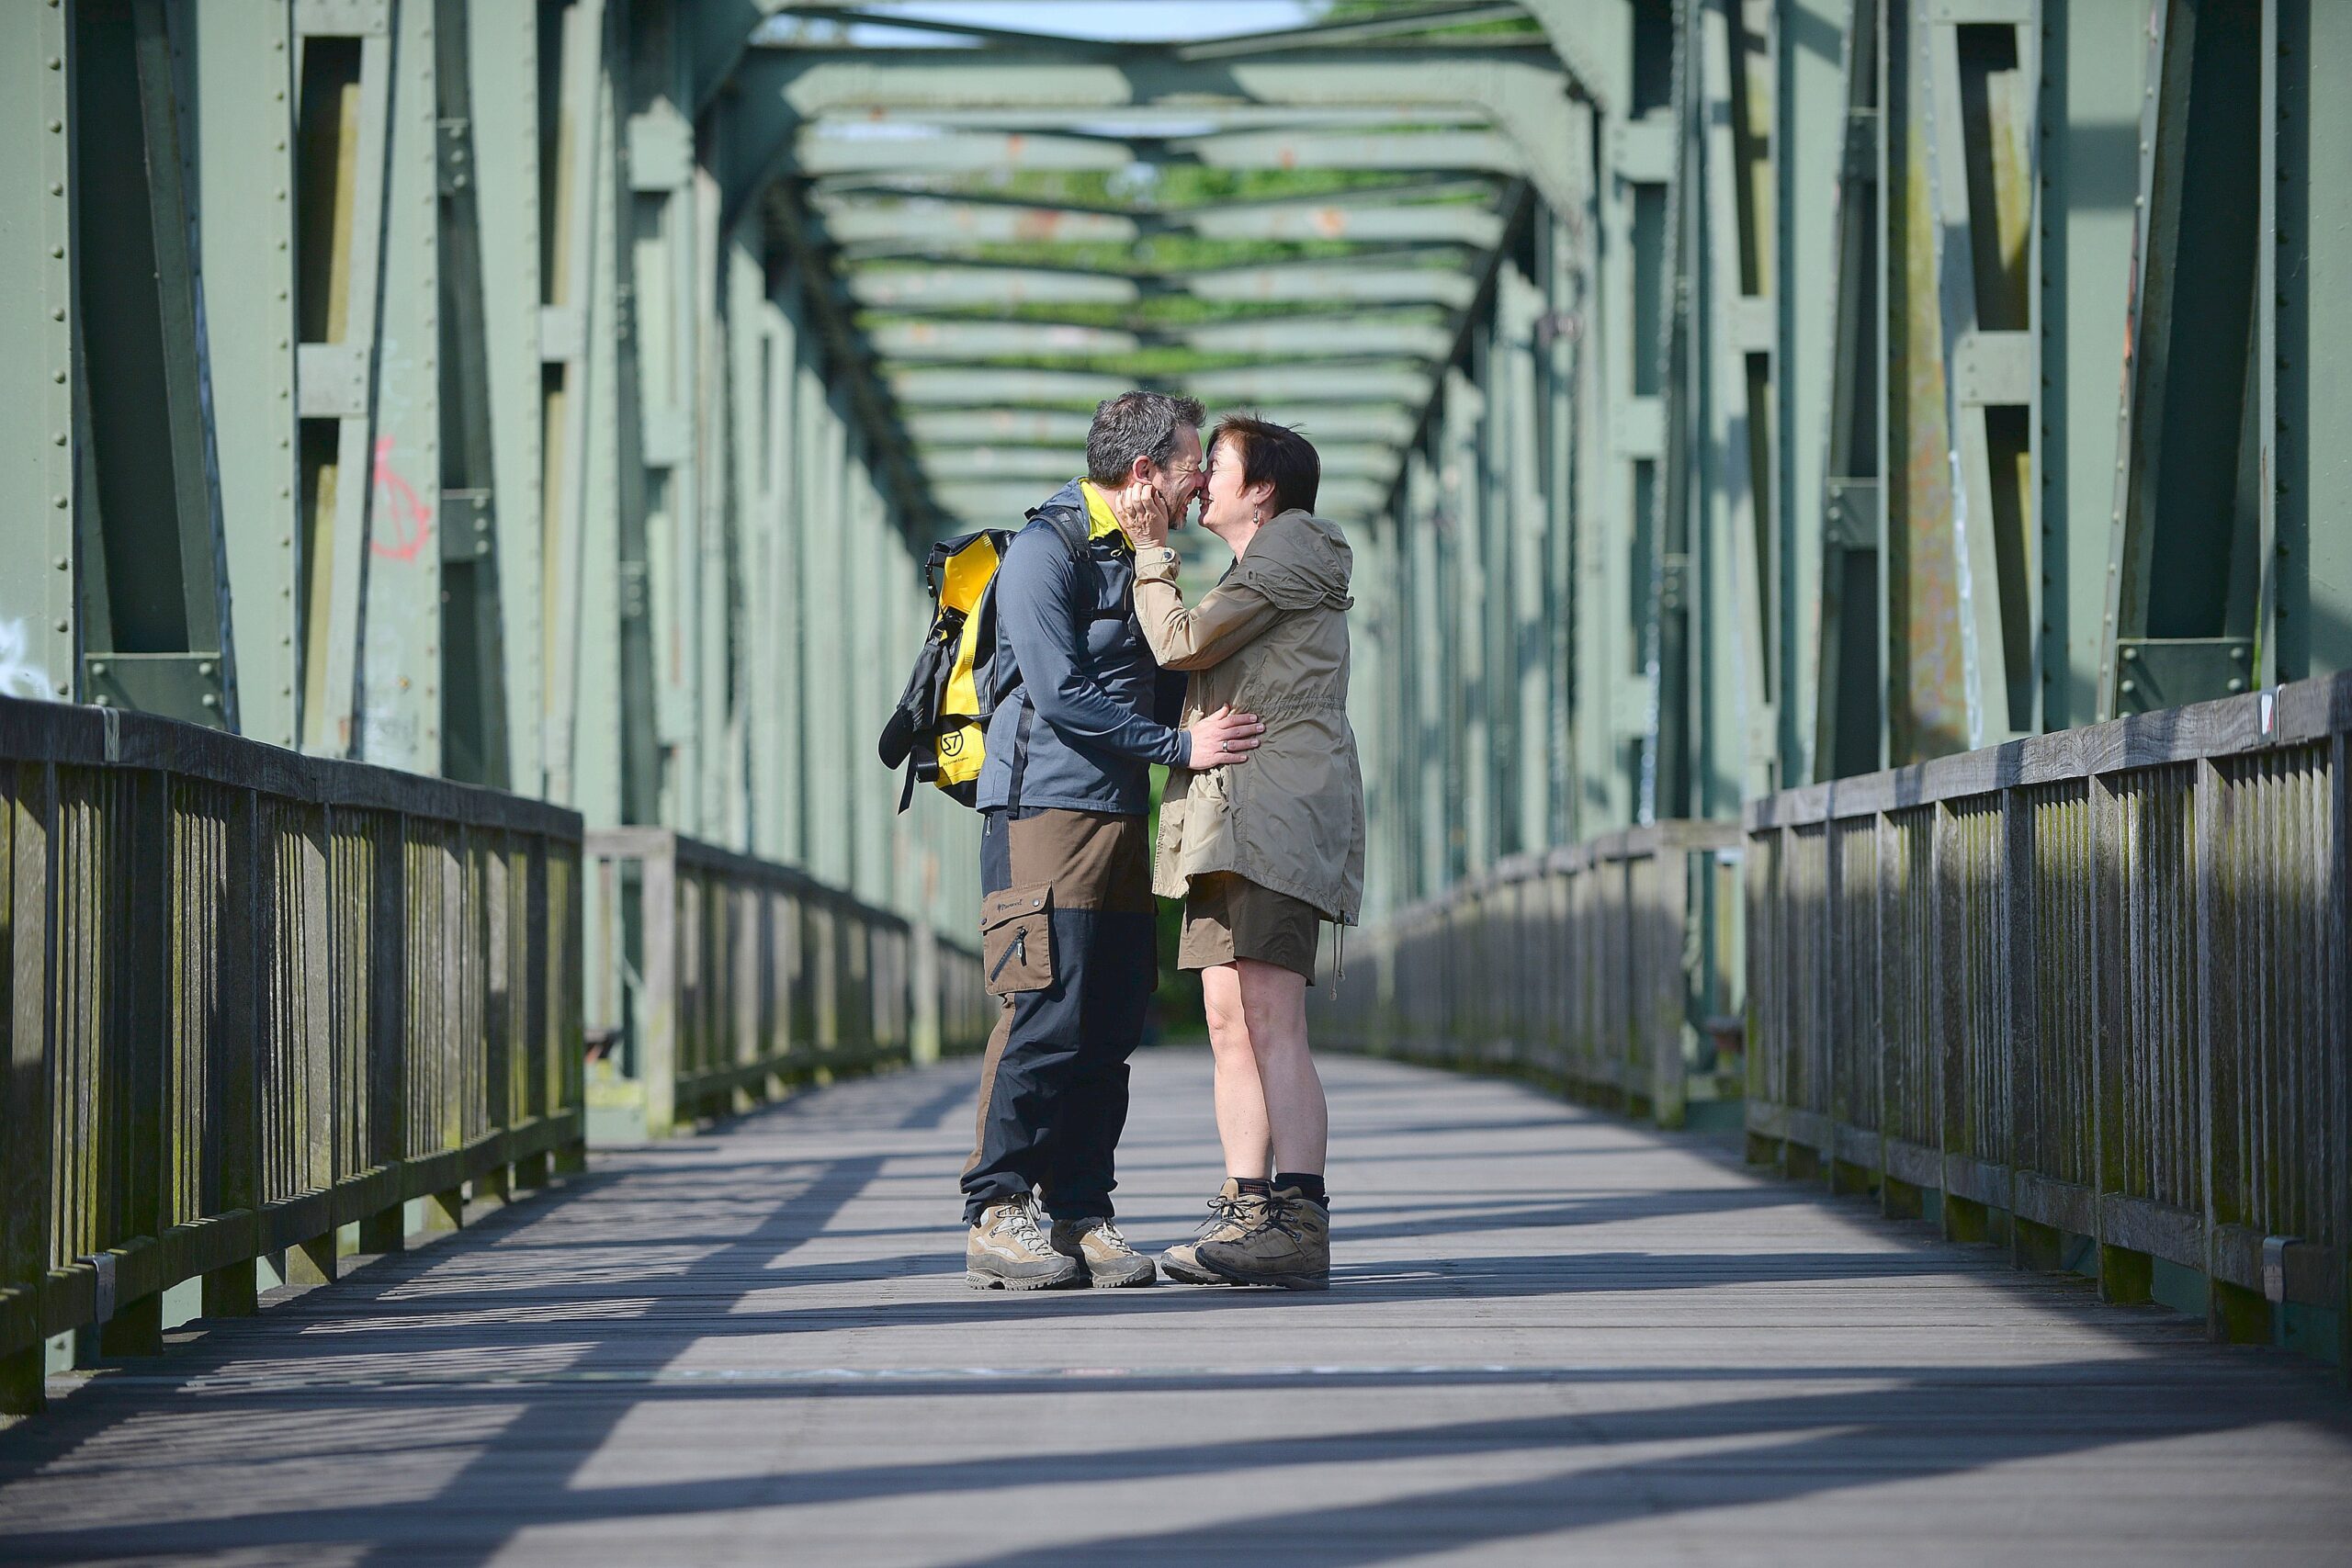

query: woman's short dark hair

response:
[1209,412,1320,517]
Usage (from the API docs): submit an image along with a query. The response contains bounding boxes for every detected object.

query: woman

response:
[1110,413,1363,1291]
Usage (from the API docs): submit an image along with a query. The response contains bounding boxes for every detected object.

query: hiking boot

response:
[1050,1216,1157,1288]
[1196,1184,1329,1291]
[1159,1179,1267,1285]
[966,1196,1083,1291]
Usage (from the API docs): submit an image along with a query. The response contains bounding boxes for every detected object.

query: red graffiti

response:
[368,435,434,562]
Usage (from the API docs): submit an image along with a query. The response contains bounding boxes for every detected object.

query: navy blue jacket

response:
[976,479,1192,816]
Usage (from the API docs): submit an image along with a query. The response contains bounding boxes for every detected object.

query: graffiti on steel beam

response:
[370,435,434,563]
[0,619,59,702]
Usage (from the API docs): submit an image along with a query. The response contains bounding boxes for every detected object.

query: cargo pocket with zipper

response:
[980,884,1054,995]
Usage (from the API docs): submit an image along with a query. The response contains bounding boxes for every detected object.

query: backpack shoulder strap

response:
[1034,502,1092,563]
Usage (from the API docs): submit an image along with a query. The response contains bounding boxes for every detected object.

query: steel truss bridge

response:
[0,2,2347,1560]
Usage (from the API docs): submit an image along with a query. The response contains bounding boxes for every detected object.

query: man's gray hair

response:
[1086,389,1206,484]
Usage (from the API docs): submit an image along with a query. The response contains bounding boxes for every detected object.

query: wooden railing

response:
[1312,824,1744,1127]
[1746,673,2349,1361]
[583,829,988,1140]
[0,697,585,1414]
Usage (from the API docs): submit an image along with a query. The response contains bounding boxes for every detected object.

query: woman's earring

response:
[1252,507,1262,525]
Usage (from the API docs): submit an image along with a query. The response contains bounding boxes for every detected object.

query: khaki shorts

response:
[1178,872,1324,982]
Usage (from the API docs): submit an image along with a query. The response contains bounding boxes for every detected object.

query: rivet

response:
[49,182,62,196]
[198,660,215,677]
[53,494,67,508]
[200,694,220,709]
[53,617,68,633]
[50,308,62,321]
[54,556,68,570]
[52,432,65,446]
[46,56,61,69]
[49,245,62,259]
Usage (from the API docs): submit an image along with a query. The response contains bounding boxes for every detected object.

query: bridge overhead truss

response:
[2,0,2347,931]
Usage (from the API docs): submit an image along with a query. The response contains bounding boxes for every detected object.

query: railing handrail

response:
[1745,672,2352,829]
[583,825,914,933]
[0,698,579,837]
[2,695,588,1415]
[580,825,984,1141]
[1740,669,2349,1364]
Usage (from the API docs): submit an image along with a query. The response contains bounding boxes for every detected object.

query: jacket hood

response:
[1237,509,1353,611]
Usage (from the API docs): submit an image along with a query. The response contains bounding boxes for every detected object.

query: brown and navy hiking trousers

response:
[963,806,1155,1225]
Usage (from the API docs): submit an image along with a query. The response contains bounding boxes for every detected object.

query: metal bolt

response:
[2226,679,2245,694]
[200,694,219,710]
[54,556,68,570]
[53,618,68,633]
[88,660,105,675]
[197,660,214,677]
[53,494,67,508]
[2120,679,2136,694]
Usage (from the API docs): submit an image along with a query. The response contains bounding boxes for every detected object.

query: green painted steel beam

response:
[913,442,1400,482]
[1185,364,1434,405]
[823,105,1495,132]
[1176,128,1523,179]
[1180,314,1455,359]
[1185,200,1504,248]
[903,409,1096,446]
[865,319,1145,359]
[786,125,1530,185]
[848,267,1141,309]
[726,51,1588,214]
[794,128,1136,177]
[819,200,1143,249]
[889,361,1432,414]
[848,262,1476,311]
[909,402,1419,449]
[888,367,1136,406]
[1174,1,1534,61]
[929,476,1392,523]
[814,194,1504,254]
[864,311,1453,364]
[1182,265,1477,308]
[0,0,74,704]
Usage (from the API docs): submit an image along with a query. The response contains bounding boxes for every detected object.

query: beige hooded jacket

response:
[1134,509,1365,923]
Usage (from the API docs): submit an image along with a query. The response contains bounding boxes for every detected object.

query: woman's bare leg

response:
[1234,958,1325,1174]
[1200,963,1272,1179]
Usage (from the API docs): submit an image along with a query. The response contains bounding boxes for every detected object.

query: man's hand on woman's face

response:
[1187,705,1265,769]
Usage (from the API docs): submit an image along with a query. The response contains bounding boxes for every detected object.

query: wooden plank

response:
[3,1054,2348,1562]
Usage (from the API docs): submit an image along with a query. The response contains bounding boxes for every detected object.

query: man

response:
[964,390,1265,1290]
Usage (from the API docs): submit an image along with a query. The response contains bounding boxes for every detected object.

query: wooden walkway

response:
[2,1051,2348,1565]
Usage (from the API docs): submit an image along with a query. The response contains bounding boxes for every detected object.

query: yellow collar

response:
[1078,480,1130,546]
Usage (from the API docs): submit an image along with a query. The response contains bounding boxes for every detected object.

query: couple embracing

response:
[962,389,1363,1293]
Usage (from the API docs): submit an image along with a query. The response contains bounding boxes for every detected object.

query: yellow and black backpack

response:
[876,509,1089,811]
